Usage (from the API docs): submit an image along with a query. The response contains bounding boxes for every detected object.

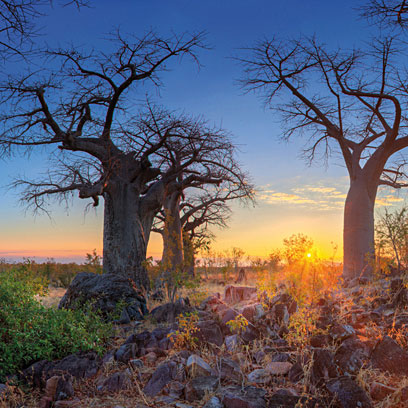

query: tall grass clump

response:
[0,267,113,382]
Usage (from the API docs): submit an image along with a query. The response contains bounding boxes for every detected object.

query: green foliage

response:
[167,312,199,350]
[84,249,103,274]
[285,307,325,348]
[0,251,104,289]
[0,269,112,382]
[283,233,314,265]
[226,313,249,335]
[376,206,408,272]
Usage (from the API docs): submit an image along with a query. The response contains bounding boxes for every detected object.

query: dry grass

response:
[35,287,67,308]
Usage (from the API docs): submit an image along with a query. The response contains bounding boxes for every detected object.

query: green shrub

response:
[0,269,113,382]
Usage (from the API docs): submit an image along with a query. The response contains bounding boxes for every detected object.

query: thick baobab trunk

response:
[343,176,377,281]
[162,193,184,272]
[103,184,154,290]
[183,233,195,277]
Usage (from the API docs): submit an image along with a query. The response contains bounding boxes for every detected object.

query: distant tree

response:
[84,249,102,274]
[375,206,408,271]
[0,31,206,289]
[240,36,408,280]
[153,182,254,276]
[283,233,313,266]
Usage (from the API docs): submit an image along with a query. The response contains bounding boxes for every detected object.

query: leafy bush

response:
[167,312,199,350]
[0,268,113,382]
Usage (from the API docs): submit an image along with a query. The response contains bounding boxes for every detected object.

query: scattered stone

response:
[144,351,158,364]
[218,357,243,382]
[370,381,397,400]
[222,385,267,408]
[310,348,338,385]
[310,334,330,348]
[242,303,264,322]
[53,400,81,408]
[371,336,408,376]
[115,343,138,363]
[330,324,356,342]
[58,272,147,321]
[184,376,219,401]
[199,294,223,311]
[143,361,177,397]
[129,359,144,369]
[167,381,185,398]
[326,376,372,408]
[99,370,132,393]
[224,285,257,303]
[225,334,240,351]
[335,338,368,375]
[241,325,261,343]
[186,354,212,378]
[268,393,318,408]
[271,353,290,363]
[175,403,193,408]
[272,303,289,326]
[203,396,223,408]
[150,298,192,323]
[0,384,6,396]
[221,309,240,331]
[253,351,266,364]
[247,368,271,385]
[23,352,101,388]
[196,319,224,346]
[265,361,292,376]
[39,375,74,408]
[157,396,176,404]
[288,355,310,383]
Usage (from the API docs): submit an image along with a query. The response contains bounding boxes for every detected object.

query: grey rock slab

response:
[203,396,223,408]
[143,361,177,397]
[185,376,219,402]
[222,385,267,408]
[247,369,271,385]
[186,354,212,378]
[326,377,372,408]
[98,370,132,393]
[371,336,408,376]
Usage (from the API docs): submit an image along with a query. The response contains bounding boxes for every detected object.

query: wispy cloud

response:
[258,179,406,211]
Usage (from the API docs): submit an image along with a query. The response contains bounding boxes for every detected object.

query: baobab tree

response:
[153,181,253,275]
[240,37,408,280]
[0,32,207,289]
[152,124,253,281]
[0,0,87,57]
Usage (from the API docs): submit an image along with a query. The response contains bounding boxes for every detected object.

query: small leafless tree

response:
[153,181,254,276]
[0,31,207,289]
[239,36,408,280]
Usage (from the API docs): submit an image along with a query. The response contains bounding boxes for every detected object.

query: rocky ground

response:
[2,274,408,408]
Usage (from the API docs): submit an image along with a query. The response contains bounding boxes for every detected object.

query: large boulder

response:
[371,336,408,375]
[58,273,147,322]
[224,285,257,304]
[184,376,219,402]
[23,351,101,388]
[326,377,372,408]
[222,386,267,408]
[150,298,192,323]
[143,361,178,397]
[196,320,224,347]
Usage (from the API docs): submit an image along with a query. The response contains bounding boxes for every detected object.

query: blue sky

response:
[0,0,404,262]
